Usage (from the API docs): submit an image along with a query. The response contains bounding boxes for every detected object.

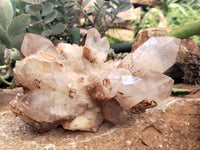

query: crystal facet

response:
[98,99,131,124]
[85,28,110,63]
[118,37,181,76]
[116,75,146,109]
[87,68,132,100]
[21,33,57,57]
[116,71,174,109]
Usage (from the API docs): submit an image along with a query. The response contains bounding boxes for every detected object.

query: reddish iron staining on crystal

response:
[83,45,97,63]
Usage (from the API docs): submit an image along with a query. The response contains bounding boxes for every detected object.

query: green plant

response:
[162,0,200,41]
[79,0,132,36]
[0,0,30,86]
[106,35,123,44]
[167,18,200,39]
[139,8,161,30]
[0,48,23,86]
[16,0,132,45]
[162,0,200,9]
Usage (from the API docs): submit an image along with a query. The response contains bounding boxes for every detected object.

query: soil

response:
[0,85,200,150]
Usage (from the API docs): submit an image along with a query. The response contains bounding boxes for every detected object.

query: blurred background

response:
[106,0,200,44]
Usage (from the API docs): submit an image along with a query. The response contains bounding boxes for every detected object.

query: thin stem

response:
[0,76,12,86]
[75,2,94,26]
[36,11,45,30]
[81,11,94,26]
[93,3,105,26]
[2,68,13,79]
[0,65,8,70]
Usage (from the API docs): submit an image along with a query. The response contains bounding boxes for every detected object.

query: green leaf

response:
[25,5,38,17]
[21,0,38,3]
[56,11,64,20]
[21,0,47,3]
[169,3,189,17]
[11,34,25,50]
[96,0,104,5]
[41,29,52,37]
[86,7,93,14]
[44,10,57,24]
[29,3,43,11]
[28,25,43,34]
[38,0,47,3]
[0,0,13,29]
[94,3,100,11]
[82,0,90,8]
[66,8,78,17]
[56,6,65,15]
[112,0,120,5]
[119,3,132,12]
[15,0,27,13]
[52,23,66,35]
[48,0,59,5]
[0,26,10,48]
[52,39,66,46]
[11,0,16,17]
[6,48,23,63]
[172,88,191,95]
[167,19,200,39]
[70,27,80,44]
[0,44,6,65]
[30,15,40,25]
[30,20,43,26]
[41,2,54,16]
[7,14,30,41]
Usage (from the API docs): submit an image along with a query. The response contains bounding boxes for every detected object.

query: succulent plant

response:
[17,0,132,45]
[83,0,132,35]
[0,48,23,86]
[0,0,30,86]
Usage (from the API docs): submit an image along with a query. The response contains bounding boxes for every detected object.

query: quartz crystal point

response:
[115,71,174,109]
[21,33,57,57]
[88,69,174,110]
[118,37,181,76]
[84,28,110,63]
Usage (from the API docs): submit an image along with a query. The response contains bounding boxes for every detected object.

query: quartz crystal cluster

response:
[10,28,181,132]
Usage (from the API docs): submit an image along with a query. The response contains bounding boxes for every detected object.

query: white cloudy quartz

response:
[11,29,180,132]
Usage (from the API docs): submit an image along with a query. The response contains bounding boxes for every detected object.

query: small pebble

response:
[125,140,132,146]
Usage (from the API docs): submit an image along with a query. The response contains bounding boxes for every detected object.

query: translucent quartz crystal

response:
[99,69,122,99]
[118,37,181,76]
[21,33,57,57]
[87,68,132,100]
[115,75,146,109]
[85,28,110,63]
[11,30,180,132]
[88,69,174,110]
[13,29,110,132]
[13,51,102,128]
[142,71,174,101]
[116,71,174,109]
[98,99,131,124]
[62,107,103,131]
